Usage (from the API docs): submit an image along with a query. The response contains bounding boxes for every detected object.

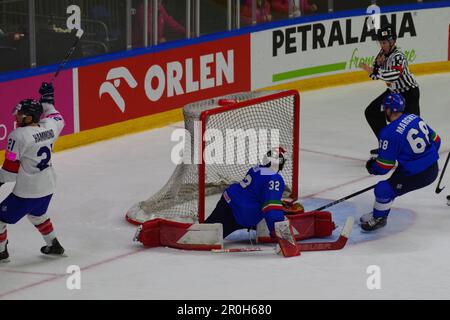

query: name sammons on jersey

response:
[272,12,417,56]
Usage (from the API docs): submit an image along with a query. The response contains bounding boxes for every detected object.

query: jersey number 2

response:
[240,175,252,188]
[37,146,51,171]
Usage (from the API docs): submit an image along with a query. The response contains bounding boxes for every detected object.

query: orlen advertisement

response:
[78,35,251,131]
[0,71,75,150]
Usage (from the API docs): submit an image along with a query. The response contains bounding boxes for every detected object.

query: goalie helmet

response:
[262,147,286,172]
[13,99,43,125]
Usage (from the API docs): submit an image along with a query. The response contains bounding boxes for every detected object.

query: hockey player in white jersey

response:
[0,82,65,262]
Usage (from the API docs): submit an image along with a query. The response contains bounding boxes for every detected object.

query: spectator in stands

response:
[271,0,318,17]
[0,26,27,72]
[132,0,186,46]
[89,4,126,52]
[300,0,318,15]
[241,0,272,25]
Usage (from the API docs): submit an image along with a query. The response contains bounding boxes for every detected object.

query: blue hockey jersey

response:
[370,114,441,176]
[223,166,285,232]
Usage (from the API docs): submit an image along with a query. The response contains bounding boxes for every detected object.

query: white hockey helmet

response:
[262,147,286,172]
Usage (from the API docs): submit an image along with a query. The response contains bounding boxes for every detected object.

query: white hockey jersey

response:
[0,102,65,198]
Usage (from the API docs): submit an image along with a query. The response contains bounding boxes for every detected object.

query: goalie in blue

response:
[205,147,287,238]
[362,93,441,231]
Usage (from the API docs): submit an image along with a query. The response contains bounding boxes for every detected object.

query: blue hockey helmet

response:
[382,93,405,113]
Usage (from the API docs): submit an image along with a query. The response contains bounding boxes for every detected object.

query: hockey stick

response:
[49,29,84,85]
[298,216,353,251]
[211,247,262,253]
[312,184,376,211]
[212,216,354,253]
[214,183,372,254]
[435,151,450,194]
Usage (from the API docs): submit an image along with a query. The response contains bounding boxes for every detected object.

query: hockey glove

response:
[366,158,376,175]
[282,200,305,215]
[39,82,54,104]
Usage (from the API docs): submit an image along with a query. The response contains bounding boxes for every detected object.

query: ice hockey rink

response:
[0,72,449,300]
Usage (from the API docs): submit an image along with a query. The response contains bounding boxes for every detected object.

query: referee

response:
[359,25,420,155]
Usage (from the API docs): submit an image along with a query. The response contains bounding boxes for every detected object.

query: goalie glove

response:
[282,199,304,215]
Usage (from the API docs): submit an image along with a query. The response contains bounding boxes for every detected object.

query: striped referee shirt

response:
[370,47,418,93]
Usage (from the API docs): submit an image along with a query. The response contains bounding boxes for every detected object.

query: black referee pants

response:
[365,87,420,139]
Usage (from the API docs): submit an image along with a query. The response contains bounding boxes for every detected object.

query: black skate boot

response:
[41,238,65,256]
[0,241,9,263]
[359,212,372,224]
[361,216,387,232]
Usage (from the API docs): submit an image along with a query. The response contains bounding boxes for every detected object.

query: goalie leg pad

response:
[257,211,336,243]
[136,219,223,251]
[312,211,336,237]
[274,220,300,258]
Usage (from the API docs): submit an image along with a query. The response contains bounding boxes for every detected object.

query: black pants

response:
[388,162,439,197]
[205,196,247,238]
[365,87,420,139]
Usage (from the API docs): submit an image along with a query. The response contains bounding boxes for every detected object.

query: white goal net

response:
[126,90,300,224]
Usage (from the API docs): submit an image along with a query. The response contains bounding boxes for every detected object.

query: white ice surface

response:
[1,73,450,300]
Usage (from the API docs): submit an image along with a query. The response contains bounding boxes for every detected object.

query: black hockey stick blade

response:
[435,151,450,194]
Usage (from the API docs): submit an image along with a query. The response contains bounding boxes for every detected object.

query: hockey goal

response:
[126,90,300,225]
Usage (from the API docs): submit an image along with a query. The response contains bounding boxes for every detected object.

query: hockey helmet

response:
[377,25,397,42]
[13,99,43,124]
[262,147,286,172]
[382,93,405,113]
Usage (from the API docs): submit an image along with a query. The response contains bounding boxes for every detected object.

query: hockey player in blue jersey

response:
[205,147,300,257]
[361,93,441,231]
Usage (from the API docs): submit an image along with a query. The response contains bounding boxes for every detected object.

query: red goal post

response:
[197,90,300,222]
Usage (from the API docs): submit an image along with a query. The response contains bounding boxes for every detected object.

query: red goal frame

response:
[198,90,300,223]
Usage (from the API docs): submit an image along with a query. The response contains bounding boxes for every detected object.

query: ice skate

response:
[41,238,65,256]
[0,241,10,263]
[360,215,387,232]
